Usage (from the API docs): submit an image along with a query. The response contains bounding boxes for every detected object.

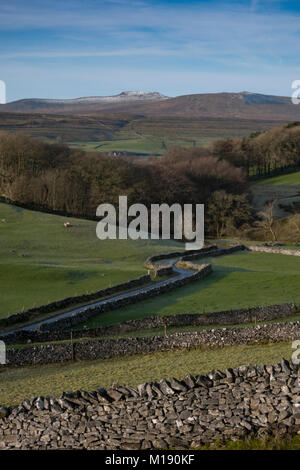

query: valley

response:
[0,111,282,157]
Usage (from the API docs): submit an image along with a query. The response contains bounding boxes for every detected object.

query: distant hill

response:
[139,92,300,121]
[0,91,169,114]
[1,91,300,121]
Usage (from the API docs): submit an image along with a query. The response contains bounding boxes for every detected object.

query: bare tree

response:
[256,199,278,242]
[290,219,300,240]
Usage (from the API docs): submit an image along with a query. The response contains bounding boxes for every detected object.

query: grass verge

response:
[194,434,300,450]
[0,340,294,406]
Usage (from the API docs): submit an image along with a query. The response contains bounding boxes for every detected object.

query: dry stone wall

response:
[181,244,246,261]
[0,245,217,331]
[2,242,299,341]
[154,266,175,277]
[0,274,151,329]
[0,358,299,449]
[248,245,300,256]
[1,303,297,346]
[145,245,217,267]
[5,320,300,366]
[1,243,300,449]
[24,264,212,334]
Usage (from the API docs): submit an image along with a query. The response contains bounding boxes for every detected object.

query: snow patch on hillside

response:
[14,91,169,105]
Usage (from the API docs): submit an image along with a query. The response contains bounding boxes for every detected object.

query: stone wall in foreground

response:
[0,358,299,449]
[5,320,300,366]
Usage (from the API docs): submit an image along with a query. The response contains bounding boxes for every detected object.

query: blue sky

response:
[1,0,300,101]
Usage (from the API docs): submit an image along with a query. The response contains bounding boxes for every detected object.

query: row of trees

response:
[212,122,300,178]
[5,122,298,239]
[0,132,252,237]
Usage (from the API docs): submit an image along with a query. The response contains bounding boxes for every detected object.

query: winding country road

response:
[1,257,192,334]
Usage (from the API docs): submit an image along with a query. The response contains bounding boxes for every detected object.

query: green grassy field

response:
[68,136,222,156]
[250,170,300,220]
[0,112,274,156]
[81,250,300,328]
[197,435,300,450]
[0,340,294,406]
[255,171,300,186]
[69,138,166,155]
[1,202,299,324]
[0,202,181,318]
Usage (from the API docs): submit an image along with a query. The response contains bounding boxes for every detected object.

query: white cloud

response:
[1,0,300,99]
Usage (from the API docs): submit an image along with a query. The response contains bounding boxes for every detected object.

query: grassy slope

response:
[255,171,300,185]
[72,138,216,155]
[0,202,181,318]
[67,115,274,156]
[68,138,167,155]
[0,111,278,156]
[81,251,300,328]
[0,340,294,406]
[1,202,299,324]
[250,171,300,221]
